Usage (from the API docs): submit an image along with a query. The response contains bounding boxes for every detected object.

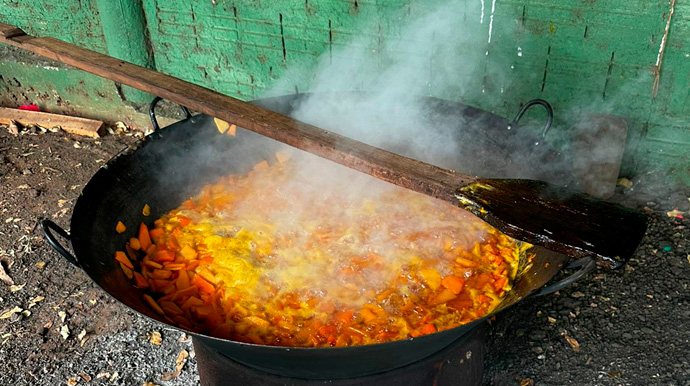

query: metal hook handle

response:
[149,96,192,131]
[40,219,80,267]
[530,256,596,297]
[508,99,554,139]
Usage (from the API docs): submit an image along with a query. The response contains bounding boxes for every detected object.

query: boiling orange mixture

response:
[115,153,528,347]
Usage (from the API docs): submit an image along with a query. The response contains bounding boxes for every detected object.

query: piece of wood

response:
[0,23,648,267]
[0,107,104,138]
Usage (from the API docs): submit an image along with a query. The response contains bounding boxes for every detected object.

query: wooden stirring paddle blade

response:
[0,23,648,267]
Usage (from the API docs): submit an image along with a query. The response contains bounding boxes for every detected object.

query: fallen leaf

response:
[17,184,30,189]
[149,331,162,346]
[59,325,70,340]
[96,372,110,379]
[0,306,23,319]
[78,373,91,382]
[563,333,580,351]
[21,310,31,318]
[667,209,685,218]
[109,371,119,382]
[59,310,67,322]
[176,349,189,371]
[1,333,11,345]
[9,284,25,292]
[28,296,44,308]
[35,261,46,269]
[547,317,556,324]
[518,378,534,386]
[78,329,86,341]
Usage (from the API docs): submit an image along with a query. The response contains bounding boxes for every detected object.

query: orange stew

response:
[116,153,529,347]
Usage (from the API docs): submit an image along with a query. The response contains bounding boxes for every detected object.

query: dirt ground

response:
[0,123,688,386]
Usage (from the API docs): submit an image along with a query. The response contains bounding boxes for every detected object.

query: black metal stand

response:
[193,323,486,386]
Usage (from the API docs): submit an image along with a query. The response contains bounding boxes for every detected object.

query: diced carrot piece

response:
[175,271,191,290]
[152,278,171,288]
[360,307,378,324]
[139,223,152,251]
[160,301,184,316]
[166,235,180,250]
[149,228,164,242]
[154,250,175,263]
[114,251,133,269]
[419,268,442,290]
[125,244,139,261]
[143,294,165,315]
[214,117,230,133]
[181,296,204,310]
[115,221,126,234]
[456,257,480,268]
[186,260,200,271]
[494,276,508,291]
[429,288,457,306]
[197,268,217,284]
[129,237,141,251]
[226,124,236,136]
[441,275,465,295]
[143,259,163,269]
[142,204,151,216]
[191,274,215,294]
[145,244,157,256]
[178,216,192,227]
[133,272,149,289]
[420,323,437,335]
[164,263,185,271]
[244,316,270,328]
[119,262,133,279]
[477,294,491,304]
[179,244,197,260]
[172,285,198,300]
[152,269,172,279]
[253,160,269,170]
[275,149,292,164]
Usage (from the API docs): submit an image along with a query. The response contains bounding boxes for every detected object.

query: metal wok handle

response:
[507,99,554,139]
[40,219,79,267]
[530,256,596,297]
[149,96,192,131]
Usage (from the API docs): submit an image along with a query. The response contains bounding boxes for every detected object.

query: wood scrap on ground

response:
[0,107,104,138]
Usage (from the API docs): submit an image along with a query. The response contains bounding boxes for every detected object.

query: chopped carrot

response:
[133,272,149,289]
[179,244,197,260]
[154,250,175,263]
[164,263,185,271]
[129,237,141,250]
[114,251,133,269]
[455,257,480,268]
[419,323,437,335]
[429,288,457,306]
[143,294,165,315]
[177,216,192,227]
[441,275,465,295]
[138,223,152,251]
[152,269,172,279]
[419,268,442,290]
[227,124,237,136]
[214,117,230,134]
[197,268,217,284]
[115,221,126,234]
[143,259,163,269]
[176,271,191,290]
[119,262,133,279]
[142,204,151,216]
[172,286,198,300]
[181,296,204,310]
[166,235,180,250]
[149,228,165,242]
[494,276,508,291]
[191,274,215,294]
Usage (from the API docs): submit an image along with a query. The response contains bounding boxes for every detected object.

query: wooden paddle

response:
[0,23,647,268]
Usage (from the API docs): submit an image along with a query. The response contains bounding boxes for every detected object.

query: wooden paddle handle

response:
[0,23,476,203]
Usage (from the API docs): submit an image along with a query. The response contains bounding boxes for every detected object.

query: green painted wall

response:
[1,0,689,184]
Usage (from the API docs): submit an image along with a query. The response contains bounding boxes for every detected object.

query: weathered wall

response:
[1,0,689,184]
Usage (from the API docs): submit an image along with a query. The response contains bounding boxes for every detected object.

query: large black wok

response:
[41,94,594,379]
